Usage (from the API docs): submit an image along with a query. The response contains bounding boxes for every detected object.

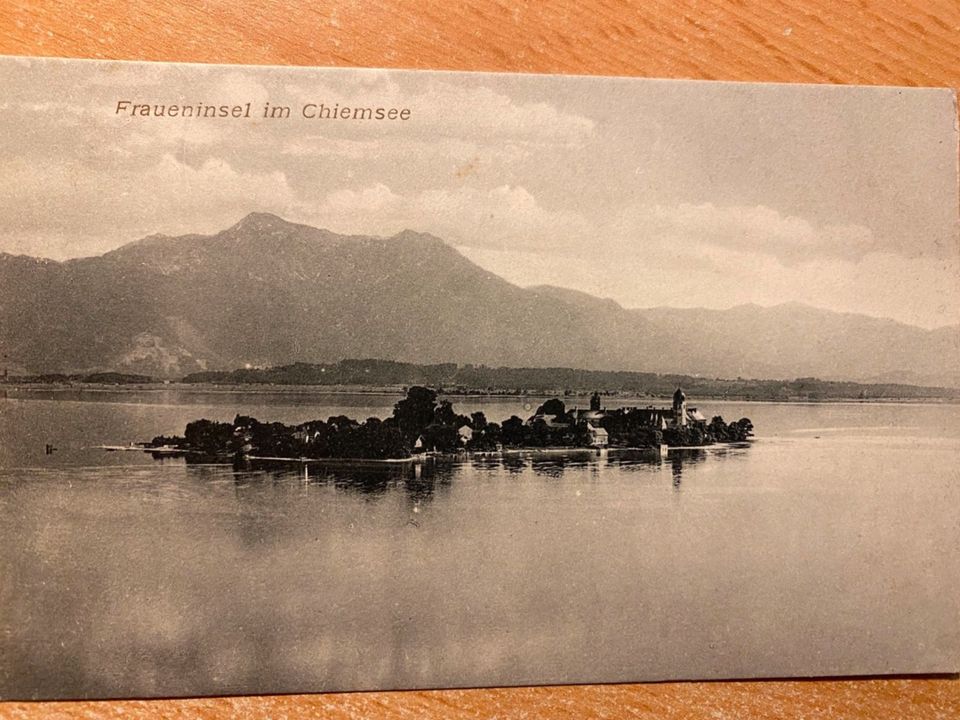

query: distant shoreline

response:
[4,382,960,405]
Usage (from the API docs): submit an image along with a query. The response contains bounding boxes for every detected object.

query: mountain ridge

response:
[528,283,960,335]
[1,213,957,386]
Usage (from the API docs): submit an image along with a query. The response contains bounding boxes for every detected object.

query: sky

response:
[0,56,957,328]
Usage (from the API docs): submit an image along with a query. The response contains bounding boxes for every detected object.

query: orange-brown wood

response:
[3,0,960,87]
[1,1,958,717]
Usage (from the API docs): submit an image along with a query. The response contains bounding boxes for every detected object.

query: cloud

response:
[304,182,908,282]
[698,245,960,328]
[0,154,300,258]
[309,183,953,328]
[1,59,953,329]
[414,81,596,144]
[282,135,384,160]
[319,182,399,216]
[307,182,591,249]
[613,203,878,265]
[308,185,884,270]
[456,245,611,296]
[285,74,595,145]
[123,121,224,148]
[457,240,960,329]
[131,153,299,220]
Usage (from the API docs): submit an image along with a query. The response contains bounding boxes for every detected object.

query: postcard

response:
[0,56,957,700]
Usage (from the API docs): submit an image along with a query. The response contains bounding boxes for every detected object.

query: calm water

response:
[1,389,958,699]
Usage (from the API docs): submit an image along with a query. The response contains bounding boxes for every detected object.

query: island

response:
[144,386,754,462]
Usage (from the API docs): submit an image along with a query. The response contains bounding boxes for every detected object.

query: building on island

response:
[571,388,707,434]
[673,387,687,426]
[576,391,608,448]
[587,424,609,448]
[522,387,707,449]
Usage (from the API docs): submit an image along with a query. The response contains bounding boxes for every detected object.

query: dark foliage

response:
[466,420,501,451]
[161,388,755,460]
[392,386,440,441]
[11,371,155,385]
[600,408,665,448]
[493,414,589,449]
[147,434,185,448]
[168,387,470,460]
[500,416,526,447]
[183,419,235,456]
[662,425,708,447]
[705,416,754,442]
[536,398,567,419]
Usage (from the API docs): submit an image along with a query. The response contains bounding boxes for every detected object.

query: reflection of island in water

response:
[180,444,743,513]
[236,457,456,503]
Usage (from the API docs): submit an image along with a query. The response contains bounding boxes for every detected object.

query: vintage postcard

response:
[0,56,957,700]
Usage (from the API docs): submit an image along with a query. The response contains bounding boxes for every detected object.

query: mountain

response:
[632,302,960,387]
[528,286,960,386]
[1,212,957,385]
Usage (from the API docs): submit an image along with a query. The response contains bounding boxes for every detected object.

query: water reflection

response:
[501,454,526,474]
[225,457,457,505]
[6,396,960,700]
[666,449,708,489]
[182,447,726,503]
[469,454,504,471]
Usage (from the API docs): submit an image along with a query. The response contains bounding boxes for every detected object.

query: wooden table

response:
[1,1,958,717]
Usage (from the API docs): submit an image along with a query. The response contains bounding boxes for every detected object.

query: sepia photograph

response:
[0,56,958,700]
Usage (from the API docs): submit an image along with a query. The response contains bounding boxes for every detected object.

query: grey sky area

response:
[1,56,957,328]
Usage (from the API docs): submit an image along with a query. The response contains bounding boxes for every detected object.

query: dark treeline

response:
[598,406,753,448]
[6,358,957,400]
[9,371,155,385]
[515,398,752,448]
[179,359,959,401]
[183,359,461,387]
[151,386,753,461]
[159,387,477,461]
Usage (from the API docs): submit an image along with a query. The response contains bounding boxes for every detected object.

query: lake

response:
[1,389,958,699]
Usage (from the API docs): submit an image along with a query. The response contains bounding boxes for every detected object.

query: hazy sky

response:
[1,56,957,328]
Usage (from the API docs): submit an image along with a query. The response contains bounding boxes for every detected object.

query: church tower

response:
[590,391,602,412]
[672,387,687,427]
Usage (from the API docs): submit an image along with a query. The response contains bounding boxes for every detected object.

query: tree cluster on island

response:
[148,386,753,462]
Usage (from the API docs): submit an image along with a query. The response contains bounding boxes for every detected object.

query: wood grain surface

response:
[1,1,958,717]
